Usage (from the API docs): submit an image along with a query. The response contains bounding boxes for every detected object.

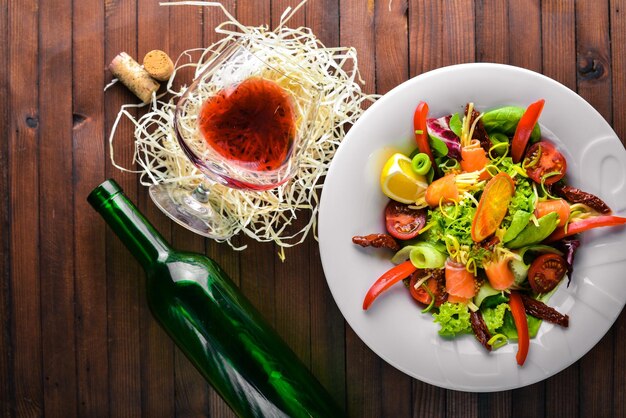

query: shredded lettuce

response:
[481,302,510,334]
[433,302,472,336]
[426,203,475,247]
[503,173,534,227]
[500,310,543,339]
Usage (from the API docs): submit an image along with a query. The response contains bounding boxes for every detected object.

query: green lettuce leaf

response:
[433,302,472,337]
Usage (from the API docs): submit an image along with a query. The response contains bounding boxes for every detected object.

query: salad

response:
[353,99,626,366]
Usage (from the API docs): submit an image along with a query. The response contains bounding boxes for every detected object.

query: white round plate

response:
[318,63,626,392]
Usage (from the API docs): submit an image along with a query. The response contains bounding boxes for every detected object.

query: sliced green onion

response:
[522,146,542,169]
[487,333,508,349]
[540,171,563,199]
[439,158,460,173]
[510,164,529,178]
[411,153,432,175]
[415,129,424,135]
[421,284,436,313]
[488,133,510,157]
[485,164,501,178]
[409,242,447,269]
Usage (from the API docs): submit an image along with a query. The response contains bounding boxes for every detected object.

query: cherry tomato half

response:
[384,200,427,240]
[527,253,567,294]
[408,271,444,307]
[523,141,567,185]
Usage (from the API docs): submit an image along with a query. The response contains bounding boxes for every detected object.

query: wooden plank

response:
[104,0,142,416]
[303,1,347,411]
[8,0,43,416]
[339,1,379,416]
[478,391,511,418]
[541,0,576,89]
[610,2,626,416]
[442,0,475,66]
[575,2,613,418]
[305,0,338,47]
[409,0,443,76]
[611,0,626,147]
[136,2,177,417]
[475,0,508,64]
[511,384,544,418]
[375,0,409,92]
[509,0,541,71]
[0,0,11,414]
[237,0,270,27]
[72,0,110,416]
[39,0,78,414]
[413,382,446,417]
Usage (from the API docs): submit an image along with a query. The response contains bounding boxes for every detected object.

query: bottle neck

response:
[88,180,172,270]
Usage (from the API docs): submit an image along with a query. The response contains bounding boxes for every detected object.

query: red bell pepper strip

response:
[363,260,417,310]
[509,292,529,366]
[413,101,435,167]
[510,99,545,163]
[545,215,626,243]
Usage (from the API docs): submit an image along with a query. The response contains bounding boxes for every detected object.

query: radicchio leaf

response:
[556,238,581,286]
[427,115,462,160]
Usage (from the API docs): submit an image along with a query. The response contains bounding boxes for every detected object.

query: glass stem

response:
[192,183,211,203]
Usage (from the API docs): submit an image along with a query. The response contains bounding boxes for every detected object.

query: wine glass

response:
[149,39,321,239]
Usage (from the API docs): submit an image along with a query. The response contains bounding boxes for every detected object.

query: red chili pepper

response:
[510,99,545,163]
[413,101,435,166]
[545,215,626,243]
[362,260,417,310]
[509,292,529,366]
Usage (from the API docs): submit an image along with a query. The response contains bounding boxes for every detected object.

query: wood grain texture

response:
[542,0,576,88]
[104,0,143,416]
[40,0,78,412]
[72,0,109,416]
[475,0,508,64]
[3,1,626,417]
[611,0,626,414]
[0,0,10,414]
[509,0,542,72]
[8,1,43,416]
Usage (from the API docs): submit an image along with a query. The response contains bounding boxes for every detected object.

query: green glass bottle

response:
[88,179,344,418]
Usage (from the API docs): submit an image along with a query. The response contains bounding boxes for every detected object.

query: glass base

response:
[149,183,235,240]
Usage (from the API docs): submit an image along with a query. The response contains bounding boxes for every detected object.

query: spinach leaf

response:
[428,135,449,157]
[482,106,541,142]
[449,113,462,137]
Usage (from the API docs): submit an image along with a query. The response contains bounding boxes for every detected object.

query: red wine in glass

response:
[198,77,297,175]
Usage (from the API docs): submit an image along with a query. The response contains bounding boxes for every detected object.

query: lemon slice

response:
[380,153,428,204]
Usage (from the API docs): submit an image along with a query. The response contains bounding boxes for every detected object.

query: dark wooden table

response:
[2,0,625,417]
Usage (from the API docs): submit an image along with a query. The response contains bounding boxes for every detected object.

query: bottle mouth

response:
[87,179,124,210]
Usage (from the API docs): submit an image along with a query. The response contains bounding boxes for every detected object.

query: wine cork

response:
[142,49,175,81]
[109,52,160,103]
